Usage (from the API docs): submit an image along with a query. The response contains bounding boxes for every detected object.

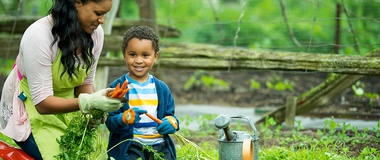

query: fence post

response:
[285,96,297,127]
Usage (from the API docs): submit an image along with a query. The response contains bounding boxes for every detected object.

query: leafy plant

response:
[107,139,165,160]
[250,79,261,90]
[175,133,215,160]
[183,70,229,92]
[352,81,365,98]
[352,81,379,106]
[140,145,165,160]
[364,92,379,106]
[359,147,380,159]
[265,74,294,92]
[55,110,107,160]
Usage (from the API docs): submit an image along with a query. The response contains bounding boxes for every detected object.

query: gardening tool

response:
[214,114,259,160]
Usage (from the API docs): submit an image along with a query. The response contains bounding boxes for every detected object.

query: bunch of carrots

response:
[107,80,130,99]
[90,80,129,119]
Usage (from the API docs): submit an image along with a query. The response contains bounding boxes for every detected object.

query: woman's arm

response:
[75,84,95,96]
[34,84,95,114]
[35,96,80,114]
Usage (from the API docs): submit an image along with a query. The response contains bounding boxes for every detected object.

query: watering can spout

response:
[214,114,237,141]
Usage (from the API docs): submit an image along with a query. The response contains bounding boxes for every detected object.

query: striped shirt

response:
[127,74,163,145]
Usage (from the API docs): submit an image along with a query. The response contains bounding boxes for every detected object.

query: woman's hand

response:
[87,113,107,130]
[78,88,124,114]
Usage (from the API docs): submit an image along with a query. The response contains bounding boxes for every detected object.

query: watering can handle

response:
[230,115,259,137]
[242,139,254,160]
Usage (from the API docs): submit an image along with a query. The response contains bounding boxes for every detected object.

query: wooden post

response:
[285,96,297,127]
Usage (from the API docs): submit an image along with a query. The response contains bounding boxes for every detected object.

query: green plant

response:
[107,139,165,160]
[250,79,261,90]
[55,112,107,160]
[337,122,351,143]
[259,116,277,140]
[175,133,215,160]
[183,70,229,92]
[359,147,380,159]
[265,74,294,92]
[54,109,107,160]
[352,81,379,106]
[375,119,380,139]
[364,92,379,106]
[352,81,365,98]
[140,145,165,160]
[197,114,217,136]
[322,116,340,136]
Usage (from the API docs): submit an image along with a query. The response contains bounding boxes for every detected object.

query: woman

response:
[0,0,122,159]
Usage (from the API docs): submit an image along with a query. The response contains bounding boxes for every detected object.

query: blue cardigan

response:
[105,74,179,160]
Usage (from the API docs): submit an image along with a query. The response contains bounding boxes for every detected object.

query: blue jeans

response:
[14,133,43,160]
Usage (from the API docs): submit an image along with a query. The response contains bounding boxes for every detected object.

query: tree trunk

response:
[135,0,158,34]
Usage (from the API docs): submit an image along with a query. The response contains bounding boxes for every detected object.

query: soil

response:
[150,68,380,119]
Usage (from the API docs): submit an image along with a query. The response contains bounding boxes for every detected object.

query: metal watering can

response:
[214,115,259,160]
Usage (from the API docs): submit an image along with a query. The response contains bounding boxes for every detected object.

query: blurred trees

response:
[2,0,380,55]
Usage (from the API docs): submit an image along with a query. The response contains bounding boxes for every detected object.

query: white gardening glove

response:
[78,88,124,114]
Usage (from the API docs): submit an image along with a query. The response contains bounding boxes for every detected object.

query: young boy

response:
[105,25,179,160]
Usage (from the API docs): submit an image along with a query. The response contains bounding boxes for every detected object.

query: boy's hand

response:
[157,116,178,134]
[122,108,147,124]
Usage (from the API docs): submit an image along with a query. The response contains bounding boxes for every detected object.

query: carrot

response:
[145,113,162,124]
[118,88,130,98]
[108,83,120,97]
[122,108,135,124]
[111,89,123,98]
[121,80,128,90]
[108,80,129,99]
[115,83,121,90]
[107,91,115,97]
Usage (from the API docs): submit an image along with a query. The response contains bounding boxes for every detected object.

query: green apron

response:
[20,52,89,159]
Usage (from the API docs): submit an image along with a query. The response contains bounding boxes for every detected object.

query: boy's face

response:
[123,38,158,83]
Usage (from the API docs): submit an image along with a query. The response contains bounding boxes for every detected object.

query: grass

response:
[1,115,379,159]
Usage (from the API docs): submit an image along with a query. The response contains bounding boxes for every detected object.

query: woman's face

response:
[75,0,112,34]
[124,38,158,83]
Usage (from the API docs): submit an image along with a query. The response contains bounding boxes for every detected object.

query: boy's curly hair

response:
[121,25,160,54]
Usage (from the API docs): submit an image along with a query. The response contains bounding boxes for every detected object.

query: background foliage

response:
[2,0,380,55]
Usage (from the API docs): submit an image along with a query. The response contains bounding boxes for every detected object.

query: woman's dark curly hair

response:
[121,25,160,54]
[49,0,102,79]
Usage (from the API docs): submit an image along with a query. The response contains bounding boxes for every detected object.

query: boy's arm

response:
[105,109,134,134]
